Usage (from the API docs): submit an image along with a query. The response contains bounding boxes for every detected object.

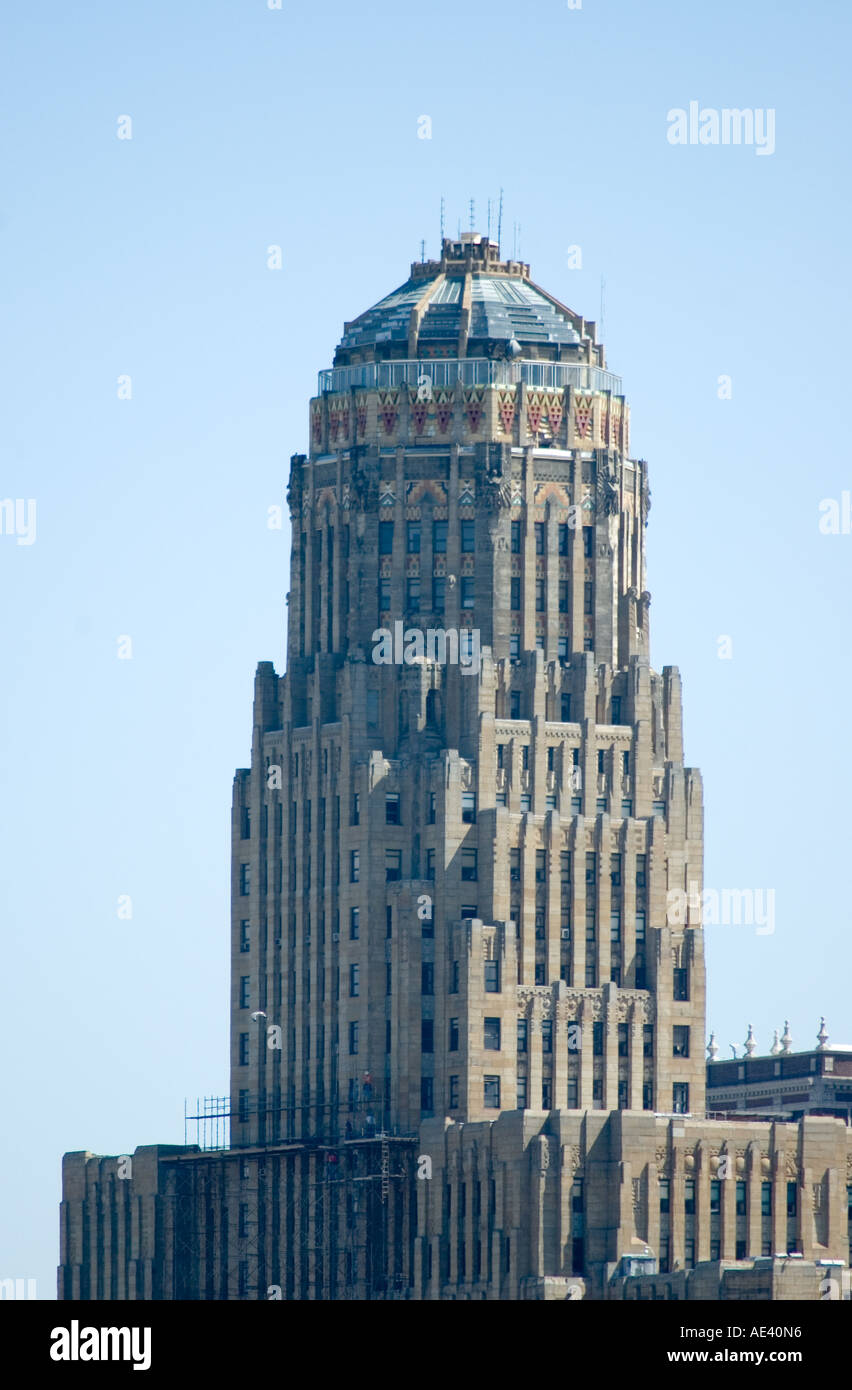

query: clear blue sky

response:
[2,0,850,1297]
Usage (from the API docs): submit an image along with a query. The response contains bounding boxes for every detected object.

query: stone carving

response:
[481,445,512,517]
[596,457,620,516]
[286,455,306,515]
[350,449,379,511]
[482,477,512,515]
[534,1135,551,1175]
[562,1144,581,1174]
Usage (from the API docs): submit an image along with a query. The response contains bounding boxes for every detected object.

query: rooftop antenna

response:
[439,195,445,251]
[420,238,425,263]
[497,188,504,254]
[469,197,475,232]
[487,199,492,240]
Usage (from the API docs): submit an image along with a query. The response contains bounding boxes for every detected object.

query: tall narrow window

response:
[461,849,478,881]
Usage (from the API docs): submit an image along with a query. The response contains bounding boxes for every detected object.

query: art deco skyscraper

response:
[230,232,706,1151]
[61,235,851,1303]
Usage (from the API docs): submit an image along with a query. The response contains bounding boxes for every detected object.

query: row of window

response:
[381,575,475,612]
[659,1180,793,1219]
[379,520,476,556]
[510,578,593,615]
[350,847,477,883]
[237,961,688,1010]
[509,848,644,885]
[236,1017,676,1061]
[252,847,647,908]
[237,960,686,1010]
[379,520,597,558]
[237,957,501,1015]
[514,521,595,558]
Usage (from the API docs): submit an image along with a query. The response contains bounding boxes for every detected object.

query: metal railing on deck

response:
[317,358,622,397]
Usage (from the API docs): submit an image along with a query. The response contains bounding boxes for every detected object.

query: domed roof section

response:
[333,234,593,366]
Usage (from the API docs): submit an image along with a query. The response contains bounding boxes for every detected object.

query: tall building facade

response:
[59,235,852,1300]
[232,231,705,1149]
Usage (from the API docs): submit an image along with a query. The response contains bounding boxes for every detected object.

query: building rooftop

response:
[333,234,598,367]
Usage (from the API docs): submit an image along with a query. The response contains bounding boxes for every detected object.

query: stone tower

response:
[60,236,852,1303]
[229,232,706,1151]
